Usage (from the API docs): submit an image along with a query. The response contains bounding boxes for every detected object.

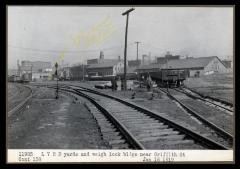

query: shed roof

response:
[87,59,122,69]
[117,66,137,74]
[136,56,217,70]
[136,63,163,70]
[165,56,216,69]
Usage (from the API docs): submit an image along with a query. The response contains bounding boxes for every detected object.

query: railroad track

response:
[8,85,33,117]
[42,84,229,150]
[176,87,233,113]
[183,86,234,108]
[158,87,233,147]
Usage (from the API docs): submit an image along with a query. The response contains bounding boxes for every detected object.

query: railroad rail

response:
[175,87,233,113]
[8,85,33,117]
[158,87,233,147]
[42,83,229,150]
[182,86,233,108]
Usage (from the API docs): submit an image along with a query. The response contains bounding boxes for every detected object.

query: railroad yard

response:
[7,79,234,150]
[7,6,235,163]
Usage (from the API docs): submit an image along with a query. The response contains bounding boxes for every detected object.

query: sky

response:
[8,6,233,69]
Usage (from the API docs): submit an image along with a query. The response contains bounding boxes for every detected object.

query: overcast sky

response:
[8,6,233,69]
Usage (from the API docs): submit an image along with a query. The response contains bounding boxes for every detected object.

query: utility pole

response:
[135,41,140,62]
[55,62,59,99]
[122,8,135,91]
[82,62,84,81]
[166,58,169,92]
[30,64,33,81]
[149,52,151,64]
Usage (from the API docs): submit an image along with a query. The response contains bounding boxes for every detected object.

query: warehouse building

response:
[156,51,181,64]
[86,51,125,78]
[117,66,138,80]
[136,56,228,77]
[164,56,228,77]
[87,59,124,77]
[136,63,163,74]
[69,64,87,81]
[128,60,141,67]
[18,60,52,81]
[221,60,232,69]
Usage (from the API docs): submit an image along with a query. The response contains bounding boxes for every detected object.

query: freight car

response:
[138,69,186,87]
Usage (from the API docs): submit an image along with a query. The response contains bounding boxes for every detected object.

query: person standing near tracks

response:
[114,77,118,90]
[146,74,152,92]
[111,78,115,91]
[112,77,117,91]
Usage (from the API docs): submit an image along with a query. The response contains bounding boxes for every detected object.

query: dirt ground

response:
[7,86,108,149]
[184,73,234,103]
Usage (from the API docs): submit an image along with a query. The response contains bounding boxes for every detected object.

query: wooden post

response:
[122,8,135,90]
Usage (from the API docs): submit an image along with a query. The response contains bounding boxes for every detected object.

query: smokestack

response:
[17,60,20,76]
[100,51,104,60]
[149,52,151,64]
[118,56,121,61]
[142,55,146,65]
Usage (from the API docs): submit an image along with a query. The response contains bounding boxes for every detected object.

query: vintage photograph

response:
[7,6,234,162]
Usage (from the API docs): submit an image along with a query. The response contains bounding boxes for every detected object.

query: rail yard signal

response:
[55,62,59,99]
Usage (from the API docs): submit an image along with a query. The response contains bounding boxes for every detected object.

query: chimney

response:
[142,55,147,65]
[17,60,20,76]
[100,51,104,60]
[118,56,121,61]
[148,52,151,64]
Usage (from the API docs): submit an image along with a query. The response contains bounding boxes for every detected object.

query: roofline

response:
[214,56,228,69]
[87,66,114,69]
[164,67,204,70]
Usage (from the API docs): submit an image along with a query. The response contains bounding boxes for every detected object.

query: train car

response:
[8,75,21,82]
[88,75,114,81]
[161,69,186,87]
[138,69,186,87]
[15,73,31,83]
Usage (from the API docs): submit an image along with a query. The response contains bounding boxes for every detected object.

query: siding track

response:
[158,87,233,148]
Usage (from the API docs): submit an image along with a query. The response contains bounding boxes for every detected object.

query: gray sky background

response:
[8,6,233,69]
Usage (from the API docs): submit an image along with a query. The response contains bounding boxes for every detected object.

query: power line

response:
[8,43,135,54]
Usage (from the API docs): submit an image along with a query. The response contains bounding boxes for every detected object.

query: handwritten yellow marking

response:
[51,16,116,77]
[72,16,116,48]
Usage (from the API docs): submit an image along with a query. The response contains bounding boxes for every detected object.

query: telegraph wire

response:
[8,43,135,54]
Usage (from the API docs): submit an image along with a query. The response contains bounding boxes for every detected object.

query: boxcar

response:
[138,69,186,87]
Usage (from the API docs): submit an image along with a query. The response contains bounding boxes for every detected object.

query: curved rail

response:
[8,85,33,117]
[54,87,145,150]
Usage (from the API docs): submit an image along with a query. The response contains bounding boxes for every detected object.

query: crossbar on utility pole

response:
[122,8,135,91]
